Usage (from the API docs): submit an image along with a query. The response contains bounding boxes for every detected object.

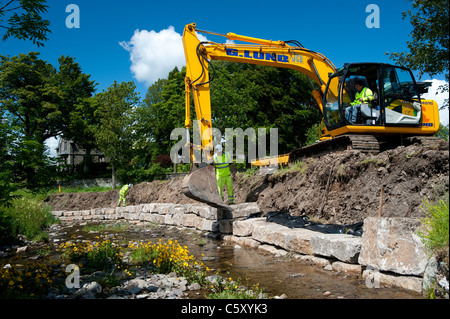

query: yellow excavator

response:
[180,23,440,210]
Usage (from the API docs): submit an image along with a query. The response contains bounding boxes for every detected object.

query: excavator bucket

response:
[181,165,233,211]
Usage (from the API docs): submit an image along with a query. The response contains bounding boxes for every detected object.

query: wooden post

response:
[318,164,334,218]
[378,186,384,217]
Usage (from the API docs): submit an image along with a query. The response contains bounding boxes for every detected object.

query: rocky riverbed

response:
[2,220,427,299]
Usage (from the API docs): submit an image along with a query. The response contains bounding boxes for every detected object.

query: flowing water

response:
[4,222,422,299]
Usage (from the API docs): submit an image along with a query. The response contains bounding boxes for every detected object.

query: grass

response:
[83,222,130,233]
[273,160,308,178]
[59,238,125,273]
[207,275,265,299]
[48,185,112,194]
[417,193,449,257]
[417,193,449,299]
[0,191,57,244]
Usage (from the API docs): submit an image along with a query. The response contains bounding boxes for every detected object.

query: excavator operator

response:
[345,78,374,123]
[212,144,236,205]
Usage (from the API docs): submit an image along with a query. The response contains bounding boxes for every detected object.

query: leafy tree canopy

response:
[388,0,449,109]
[0,0,50,47]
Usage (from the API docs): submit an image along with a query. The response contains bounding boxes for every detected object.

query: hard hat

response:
[214,144,223,153]
[129,183,133,187]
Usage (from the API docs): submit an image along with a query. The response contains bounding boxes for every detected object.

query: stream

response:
[2,221,422,299]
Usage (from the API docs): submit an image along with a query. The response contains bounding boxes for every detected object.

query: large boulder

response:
[252,222,315,255]
[310,233,362,264]
[358,217,427,276]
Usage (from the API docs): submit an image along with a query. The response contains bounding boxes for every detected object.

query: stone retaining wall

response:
[52,203,429,295]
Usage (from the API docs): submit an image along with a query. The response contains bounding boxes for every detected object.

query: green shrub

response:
[117,163,171,184]
[59,239,124,272]
[207,275,265,299]
[1,195,56,243]
[418,193,449,254]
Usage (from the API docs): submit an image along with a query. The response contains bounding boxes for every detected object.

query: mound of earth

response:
[45,139,449,225]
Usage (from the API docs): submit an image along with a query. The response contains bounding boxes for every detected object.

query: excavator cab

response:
[323,63,428,131]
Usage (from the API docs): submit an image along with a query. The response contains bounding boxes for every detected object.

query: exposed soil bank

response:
[46,140,449,225]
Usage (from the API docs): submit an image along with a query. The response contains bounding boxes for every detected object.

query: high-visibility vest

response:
[213,152,232,178]
[351,87,373,105]
[120,184,129,196]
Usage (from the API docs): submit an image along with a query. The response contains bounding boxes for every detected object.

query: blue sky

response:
[1,0,448,130]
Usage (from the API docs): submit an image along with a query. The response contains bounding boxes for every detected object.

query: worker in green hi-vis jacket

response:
[118,183,133,207]
[212,144,236,205]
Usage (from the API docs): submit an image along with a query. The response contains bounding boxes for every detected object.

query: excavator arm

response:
[182,22,337,158]
[181,23,336,209]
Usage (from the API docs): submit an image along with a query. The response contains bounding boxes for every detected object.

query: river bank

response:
[1,220,422,299]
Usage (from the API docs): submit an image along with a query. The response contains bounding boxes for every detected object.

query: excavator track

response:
[288,134,442,163]
[288,134,380,162]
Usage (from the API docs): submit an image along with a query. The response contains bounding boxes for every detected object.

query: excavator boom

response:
[180,23,440,209]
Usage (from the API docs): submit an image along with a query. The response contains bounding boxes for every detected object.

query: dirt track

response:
[45,140,449,225]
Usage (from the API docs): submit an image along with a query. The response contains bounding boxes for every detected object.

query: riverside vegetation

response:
[1,232,265,299]
[0,184,448,299]
[0,193,266,299]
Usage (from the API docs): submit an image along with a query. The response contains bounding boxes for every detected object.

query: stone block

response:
[104,208,115,215]
[252,222,315,255]
[232,218,266,237]
[358,217,427,276]
[59,216,74,223]
[283,228,316,255]
[218,202,260,219]
[258,244,288,257]
[51,211,65,217]
[219,219,233,234]
[296,255,331,268]
[331,261,362,276]
[144,214,165,224]
[156,203,175,215]
[223,235,261,249]
[362,269,423,293]
[184,205,218,220]
[200,219,217,232]
[164,214,174,225]
[310,233,362,264]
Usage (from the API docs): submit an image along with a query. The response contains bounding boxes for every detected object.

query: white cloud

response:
[119,26,184,85]
[120,26,210,86]
[422,79,449,126]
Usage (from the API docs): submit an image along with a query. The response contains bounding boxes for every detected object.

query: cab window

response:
[383,66,421,125]
[323,75,344,127]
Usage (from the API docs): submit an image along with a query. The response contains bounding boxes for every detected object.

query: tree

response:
[0,52,95,143]
[139,67,185,161]
[0,0,50,47]
[0,52,58,144]
[388,0,449,110]
[436,123,449,141]
[0,52,95,187]
[67,96,100,173]
[0,109,18,205]
[94,81,139,189]
[56,55,97,173]
[210,61,320,155]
